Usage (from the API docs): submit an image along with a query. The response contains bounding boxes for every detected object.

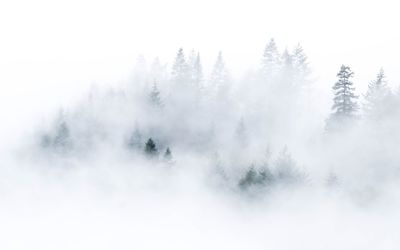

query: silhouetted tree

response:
[145,138,158,157]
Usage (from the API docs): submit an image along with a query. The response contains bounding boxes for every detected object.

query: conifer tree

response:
[171,48,189,84]
[53,112,72,151]
[209,51,230,98]
[149,81,162,107]
[261,38,281,78]
[145,138,158,157]
[280,49,294,88]
[128,127,142,150]
[292,44,310,79]
[239,165,272,191]
[363,68,390,120]
[192,52,204,89]
[275,147,306,185]
[326,65,358,130]
[163,147,173,163]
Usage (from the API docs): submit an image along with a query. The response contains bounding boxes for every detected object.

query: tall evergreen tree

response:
[171,48,189,84]
[192,52,204,89]
[149,81,162,107]
[261,38,281,78]
[209,51,230,98]
[363,68,390,119]
[292,44,310,78]
[280,49,294,88]
[187,50,204,103]
[326,65,359,130]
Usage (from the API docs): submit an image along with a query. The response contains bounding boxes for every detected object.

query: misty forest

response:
[20,38,400,204]
[4,0,400,247]
[2,30,400,249]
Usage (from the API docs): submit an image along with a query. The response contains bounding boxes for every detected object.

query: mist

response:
[1,0,400,249]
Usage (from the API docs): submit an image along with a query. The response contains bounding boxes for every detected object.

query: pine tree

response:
[192,52,204,89]
[363,68,390,120]
[239,164,272,191]
[292,44,310,79]
[274,147,306,185]
[144,138,158,157]
[239,166,258,189]
[209,51,230,98]
[171,48,189,84]
[127,127,142,150]
[326,65,359,130]
[53,112,72,151]
[261,38,281,78]
[149,81,162,107]
[280,49,294,88]
[187,51,204,103]
[163,147,173,163]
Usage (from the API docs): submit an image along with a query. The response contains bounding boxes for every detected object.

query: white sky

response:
[0,0,399,143]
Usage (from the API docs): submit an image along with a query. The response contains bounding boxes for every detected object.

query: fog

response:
[1,0,400,249]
